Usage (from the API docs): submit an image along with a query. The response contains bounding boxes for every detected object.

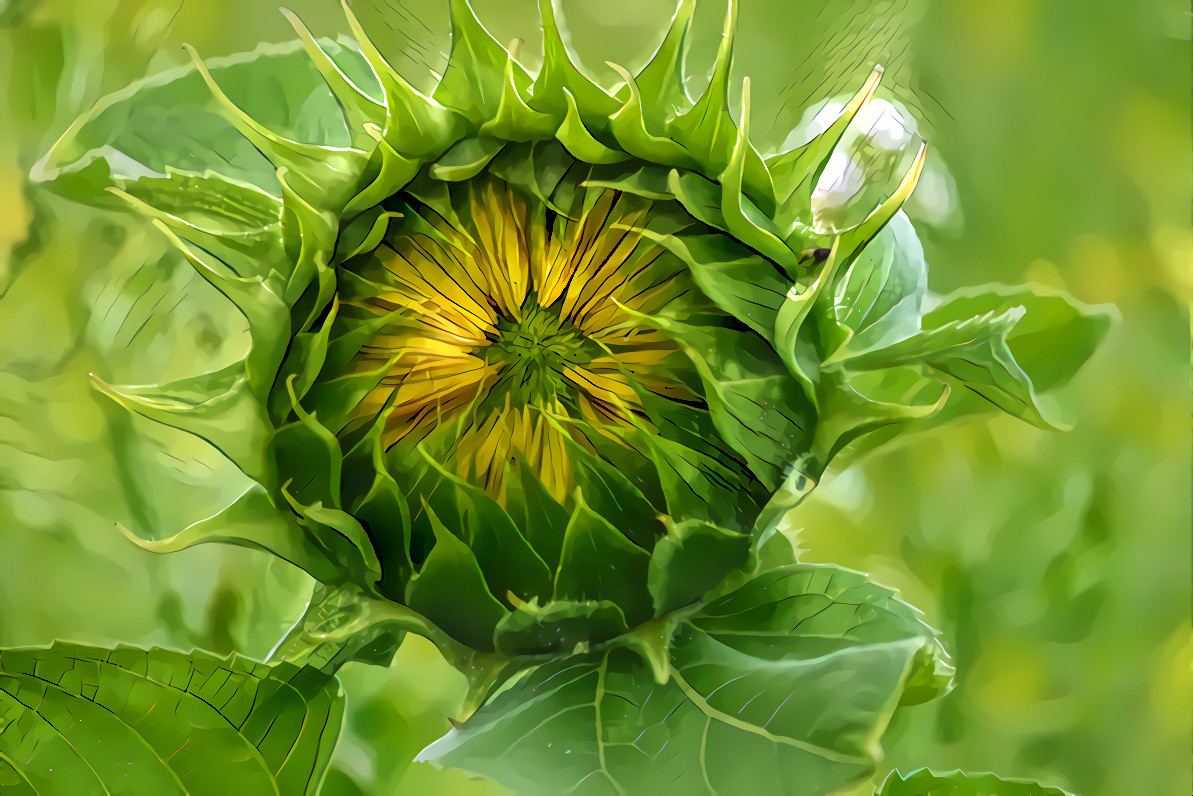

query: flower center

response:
[484,298,602,408]
[346,177,702,503]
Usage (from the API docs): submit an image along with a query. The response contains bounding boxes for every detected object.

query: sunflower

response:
[33,0,1096,670]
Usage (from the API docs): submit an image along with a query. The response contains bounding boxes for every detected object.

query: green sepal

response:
[583,161,675,200]
[279,486,384,593]
[624,395,764,530]
[276,298,339,413]
[637,226,788,341]
[775,238,845,404]
[493,599,630,657]
[718,81,793,270]
[531,0,621,123]
[668,168,730,235]
[343,422,416,597]
[412,451,555,606]
[343,126,422,217]
[91,365,273,483]
[484,140,580,213]
[334,206,400,264]
[556,89,629,164]
[552,495,654,625]
[607,63,695,167]
[339,0,466,160]
[272,374,345,508]
[404,501,511,652]
[116,482,345,594]
[434,0,527,125]
[648,517,751,614]
[768,66,883,232]
[112,170,282,248]
[656,318,815,490]
[480,56,558,142]
[429,135,506,181]
[503,452,572,571]
[667,0,741,181]
[275,165,339,317]
[570,448,667,551]
[631,0,695,121]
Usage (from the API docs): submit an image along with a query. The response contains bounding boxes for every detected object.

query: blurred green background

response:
[0,1,1188,794]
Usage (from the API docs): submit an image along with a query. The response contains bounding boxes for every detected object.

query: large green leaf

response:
[417,564,949,795]
[0,642,344,795]
[879,768,1076,795]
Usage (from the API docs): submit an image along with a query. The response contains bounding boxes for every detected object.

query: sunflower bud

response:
[35,0,1103,676]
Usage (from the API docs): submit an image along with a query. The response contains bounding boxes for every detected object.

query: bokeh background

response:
[0,1,1188,794]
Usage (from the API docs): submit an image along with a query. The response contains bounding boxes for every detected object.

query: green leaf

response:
[419,633,925,795]
[922,283,1114,392]
[694,563,953,706]
[841,307,1061,429]
[879,768,1076,796]
[0,642,343,795]
[419,564,950,794]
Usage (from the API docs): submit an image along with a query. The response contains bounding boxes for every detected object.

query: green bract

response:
[31,2,1108,787]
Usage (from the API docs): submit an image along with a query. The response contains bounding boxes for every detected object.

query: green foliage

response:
[2,0,1181,795]
[0,642,343,794]
[879,768,1074,796]
[419,563,948,795]
[23,0,1108,673]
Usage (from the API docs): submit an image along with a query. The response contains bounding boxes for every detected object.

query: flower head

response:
[347,176,701,505]
[34,0,1103,663]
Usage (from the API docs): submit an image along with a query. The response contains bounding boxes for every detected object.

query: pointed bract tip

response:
[899,141,928,198]
[848,66,884,114]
